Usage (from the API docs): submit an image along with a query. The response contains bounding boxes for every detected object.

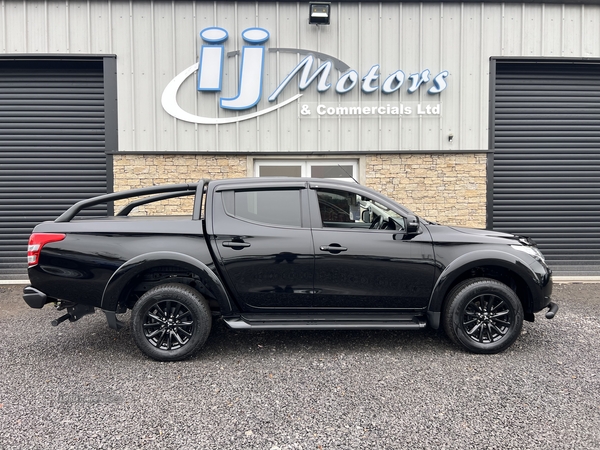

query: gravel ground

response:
[0,283,598,450]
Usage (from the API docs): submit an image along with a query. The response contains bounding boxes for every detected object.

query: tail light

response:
[27,233,66,267]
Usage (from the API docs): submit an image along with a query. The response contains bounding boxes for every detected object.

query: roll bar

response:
[54,180,209,223]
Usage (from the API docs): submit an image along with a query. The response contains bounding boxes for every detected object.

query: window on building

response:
[254,160,358,183]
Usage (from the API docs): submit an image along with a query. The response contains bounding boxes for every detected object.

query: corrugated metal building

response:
[1,0,600,279]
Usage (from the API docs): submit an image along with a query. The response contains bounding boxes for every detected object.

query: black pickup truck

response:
[23,177,557,361]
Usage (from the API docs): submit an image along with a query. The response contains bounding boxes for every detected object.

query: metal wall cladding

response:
[1,1,600,152]
[491,60,600,275]
[0,60,108,279]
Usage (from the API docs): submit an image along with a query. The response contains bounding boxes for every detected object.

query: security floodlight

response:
[309,3,330,25]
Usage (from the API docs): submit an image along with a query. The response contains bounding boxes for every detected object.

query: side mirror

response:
[361,209,371,223]
[406,214,420,234]
[393,214,420,240]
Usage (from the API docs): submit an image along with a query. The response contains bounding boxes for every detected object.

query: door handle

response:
[222,241,251,248]
[319,244,348,253]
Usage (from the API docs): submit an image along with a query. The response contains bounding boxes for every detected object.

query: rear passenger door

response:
[210,184,314,311]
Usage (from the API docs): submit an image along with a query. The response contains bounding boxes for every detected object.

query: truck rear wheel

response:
[443,278,523,354]
[132,283,211,361]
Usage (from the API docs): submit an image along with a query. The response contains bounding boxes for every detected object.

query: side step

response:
[223,313,427,331]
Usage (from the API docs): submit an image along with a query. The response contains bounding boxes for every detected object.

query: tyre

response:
[443,278,523,354]
[132,283,212,361]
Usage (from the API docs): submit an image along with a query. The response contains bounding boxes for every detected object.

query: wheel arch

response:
[100,251,233,315]
[427,250,540,329]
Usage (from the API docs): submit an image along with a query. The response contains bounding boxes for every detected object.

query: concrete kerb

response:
[552,276,600,284]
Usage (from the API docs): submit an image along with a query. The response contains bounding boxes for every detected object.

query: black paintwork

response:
[24,177,553,331]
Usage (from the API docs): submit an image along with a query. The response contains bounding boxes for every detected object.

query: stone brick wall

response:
[112,153,487,227]
[365,153,487,228]
[113,154,247,215]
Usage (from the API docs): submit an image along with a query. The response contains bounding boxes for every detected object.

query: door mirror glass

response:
[361,209,371,223]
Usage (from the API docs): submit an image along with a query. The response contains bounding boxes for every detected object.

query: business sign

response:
[162,27,449,124]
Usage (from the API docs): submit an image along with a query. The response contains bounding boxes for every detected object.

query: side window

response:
[316,189,406,231]
[317,190,358,223]
[223,189,302,227]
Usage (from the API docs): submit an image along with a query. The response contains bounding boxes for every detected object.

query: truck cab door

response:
[309,185,436,310]
[209,185,314,311]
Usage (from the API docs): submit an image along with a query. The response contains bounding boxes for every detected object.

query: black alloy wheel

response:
[142,300,194,350]
[461,293,513,344]
[443,278,523,354]
[132,283,211,361]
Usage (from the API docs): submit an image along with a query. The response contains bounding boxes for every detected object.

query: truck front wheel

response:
[443,278,524,354]
[132,283,212,361]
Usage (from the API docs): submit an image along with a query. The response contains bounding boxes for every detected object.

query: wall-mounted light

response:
[448,133,454,143]
[309,3,331,25]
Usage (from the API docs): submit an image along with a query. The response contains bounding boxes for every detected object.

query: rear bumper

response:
[23,286,53,309]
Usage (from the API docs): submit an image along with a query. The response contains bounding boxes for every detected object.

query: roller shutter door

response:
[0,59,110,280]
[491,60,600,276]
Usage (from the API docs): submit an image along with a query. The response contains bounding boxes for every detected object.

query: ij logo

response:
[161,27,449,124]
